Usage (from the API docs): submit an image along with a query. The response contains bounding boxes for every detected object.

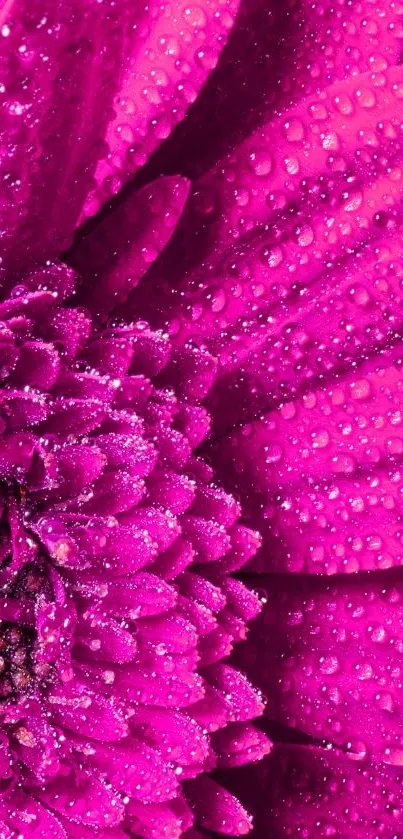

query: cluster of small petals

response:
[0,261,268,837]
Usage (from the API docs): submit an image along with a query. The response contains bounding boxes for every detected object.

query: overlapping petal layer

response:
[241,744,403,838]
[0,0,238,276]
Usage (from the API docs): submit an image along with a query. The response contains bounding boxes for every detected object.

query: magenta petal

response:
[38,307,92,363]
[240,574,403,759]
[61,825,127,839]
[62,825,127,839]
[48,682,128,741]
[126,797,193,839]
[68,519,158,575]
[178,596,217,638]
[218,525,262,574]
[147,471,195,515]
[79,470,145,515]
[175,405,211,449]
[212,722,272,768]
[161,346,218,403]
[191,486,241,528]
[185,776,253,835]
[1,792,67,838]
[256,744,403,838]
[72,178,190,318]
[38,769,124,827]
[76,613,137,664]
[80,738,179,803]
[92,573,177,619]
[0,432,36,479]
[42,399,106,436]
[0,2,139,272]
[4,390,49,430]
[10,341,60,389]
[215,351,403,574]
[189,685,232,733]
[221,578,262,622]
[56,444,107,497]
[133,66,403,351]
[95,433,157,478]
[137,612,198,654]
[121,508,181,552]
[182,516,231,563]
[80,0,240,222]
[198,625,234,666]
[205,664,264,722]
[178,573,226,614]
[150,538,194,581]
[13,710,60,782]
[52,371,117,405]
[132,706,210,768]
[114,665,204,708]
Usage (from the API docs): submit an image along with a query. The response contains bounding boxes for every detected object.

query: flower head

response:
[0,255,270,836]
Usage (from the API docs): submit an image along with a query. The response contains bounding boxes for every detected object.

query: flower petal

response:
[79,738,179,803]
[79,0,240,222]
[126,797,193,839]
[131,706,210,768]
[212,721,272,768]
[48,682,128,741]
[238,573,403,760]
[72,178,190,318]
[37,769,124,828]
[0,791,67,838]
[185,776,253,835]
[0,2,136,271]
[215,348,403,574]
[254,744,403,838]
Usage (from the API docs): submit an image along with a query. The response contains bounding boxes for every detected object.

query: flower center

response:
[0,487,50,701]
[0,623,36,699]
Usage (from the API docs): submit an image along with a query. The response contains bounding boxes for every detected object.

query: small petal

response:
[185,776,253,835]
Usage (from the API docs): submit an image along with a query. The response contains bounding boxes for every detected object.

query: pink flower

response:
[88,0,403,835]
[0,2,272,837]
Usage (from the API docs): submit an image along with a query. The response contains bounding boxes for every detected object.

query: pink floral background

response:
[0,0,402,836]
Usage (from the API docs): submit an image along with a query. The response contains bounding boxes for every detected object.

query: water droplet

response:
[282,118,305,142]
[248,148,273,176]
[184,6,207,27]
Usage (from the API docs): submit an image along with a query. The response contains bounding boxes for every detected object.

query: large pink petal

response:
[0,1,136,274]
[236,573,403,761]
[79,0,240,222]
[137,0,403,180]
[160,66,403,336]
[252,744,403,838]
[214,345,403,574]
[0,0,234,276]
[71,177,190,318]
